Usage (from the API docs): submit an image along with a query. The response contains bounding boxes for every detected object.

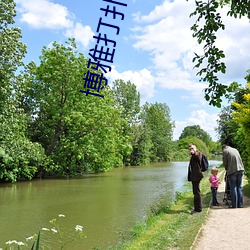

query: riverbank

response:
[112,169,225,249]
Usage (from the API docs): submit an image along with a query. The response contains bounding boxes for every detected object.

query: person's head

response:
[211,167,218,176]
[188,143,197,155]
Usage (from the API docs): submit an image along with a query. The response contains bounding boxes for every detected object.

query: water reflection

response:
[0,160,221,249]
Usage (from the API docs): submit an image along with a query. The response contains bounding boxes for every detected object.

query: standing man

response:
[222,144,244,208]
[188,143,204,214]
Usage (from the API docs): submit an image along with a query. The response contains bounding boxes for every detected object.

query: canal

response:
[0,160,221,249]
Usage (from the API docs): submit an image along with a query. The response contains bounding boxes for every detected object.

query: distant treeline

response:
[1,1,249,183]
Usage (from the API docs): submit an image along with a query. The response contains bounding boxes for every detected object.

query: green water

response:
[0,160,221,249]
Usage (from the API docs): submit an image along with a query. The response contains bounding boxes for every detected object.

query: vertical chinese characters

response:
[80,0,128,98]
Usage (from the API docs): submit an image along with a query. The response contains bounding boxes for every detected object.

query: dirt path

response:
[192,174,250,250]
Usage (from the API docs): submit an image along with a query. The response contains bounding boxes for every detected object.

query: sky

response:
[14,0,250,141]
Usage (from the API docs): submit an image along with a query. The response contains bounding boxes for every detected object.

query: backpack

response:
[200,153,209,172]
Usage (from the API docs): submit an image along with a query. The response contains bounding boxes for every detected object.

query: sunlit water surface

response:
[0,160,221,249]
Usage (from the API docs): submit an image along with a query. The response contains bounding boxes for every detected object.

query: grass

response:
[111,169,226,250]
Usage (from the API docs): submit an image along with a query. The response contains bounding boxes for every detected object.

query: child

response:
[209,168,220,206]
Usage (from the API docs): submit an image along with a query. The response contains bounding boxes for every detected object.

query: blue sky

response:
[14,0,250,141]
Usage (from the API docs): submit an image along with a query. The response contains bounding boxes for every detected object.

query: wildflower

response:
[26,236,34,241]
[42,228,50,231]
[6,240,17,245]
[75,225,83,232]
[58,214,65,217]
[17,242,25,246]
[51,228,58,233]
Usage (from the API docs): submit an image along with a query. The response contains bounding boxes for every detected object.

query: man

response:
[188,143,204,214]
[222,144,244,208]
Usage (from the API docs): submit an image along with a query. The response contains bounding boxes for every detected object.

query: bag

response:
[200,153,209,172]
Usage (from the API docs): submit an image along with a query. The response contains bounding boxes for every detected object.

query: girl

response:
[209,168,220,206]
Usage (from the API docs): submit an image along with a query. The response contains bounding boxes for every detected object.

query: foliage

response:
[129,122,153,165]
[189,0,250,107]
[215,72,250,176]
[0,0,27,108]
[23,39,127,175]
[112,79,140,165]
[216,106,240,147]
[179,125,212,146]
[2,214,86,249]
[140,102,174,162]
[178,136,209,156]
[209,141,222,154]
[231,82,250,176]
[112,79,140,123]
[0,0,48,182]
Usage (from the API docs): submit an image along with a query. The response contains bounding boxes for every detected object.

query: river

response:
[0,160,221,249]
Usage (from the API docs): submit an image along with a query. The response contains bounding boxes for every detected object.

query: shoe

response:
[212,203,220,206]
[190,209,201,214]
[228,205,236,208]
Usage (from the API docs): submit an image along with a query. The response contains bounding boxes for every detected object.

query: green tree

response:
[140,102,174,162]
[216,106,240,147]
[24,39,126,175]
[178,136,209,156]
[179,125,212,146]
[0,0,47,182]
[112,79,140,165]
[112,79,140,123]
[190,0,250,107]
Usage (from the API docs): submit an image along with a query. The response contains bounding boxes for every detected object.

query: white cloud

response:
[16,0,94,49]
[106,67,156,103]
[173,110,219,141]
[131,0,250,95]
[214,7,250,81]
[16,0,73,29]
[65,22,94,48]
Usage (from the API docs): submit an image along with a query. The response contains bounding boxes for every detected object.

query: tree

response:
[112,79,140,165]
[179,125,212,146]
[230,78,250,176]
[112,79,140,124]
[0,0,47,182]
[24,39,127,175]
[178,136,209,156]
[0,0,27,109]
[140,102,174,162]
[216,106,240,147]
[190,0,250,107]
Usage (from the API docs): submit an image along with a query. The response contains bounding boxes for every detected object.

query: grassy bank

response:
[111,169,225,250]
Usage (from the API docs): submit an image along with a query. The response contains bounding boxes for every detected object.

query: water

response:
[0,160,221,249]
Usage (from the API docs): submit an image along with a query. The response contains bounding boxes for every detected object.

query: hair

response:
[211,167,218,175]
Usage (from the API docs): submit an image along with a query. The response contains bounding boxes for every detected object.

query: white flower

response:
[75,225,83,232]
[17,242,25,246]
[42,228,50,231]
[26,236,34,241]
[51,228,58,233]
[6,240,17,245]
[58,214,65,217]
